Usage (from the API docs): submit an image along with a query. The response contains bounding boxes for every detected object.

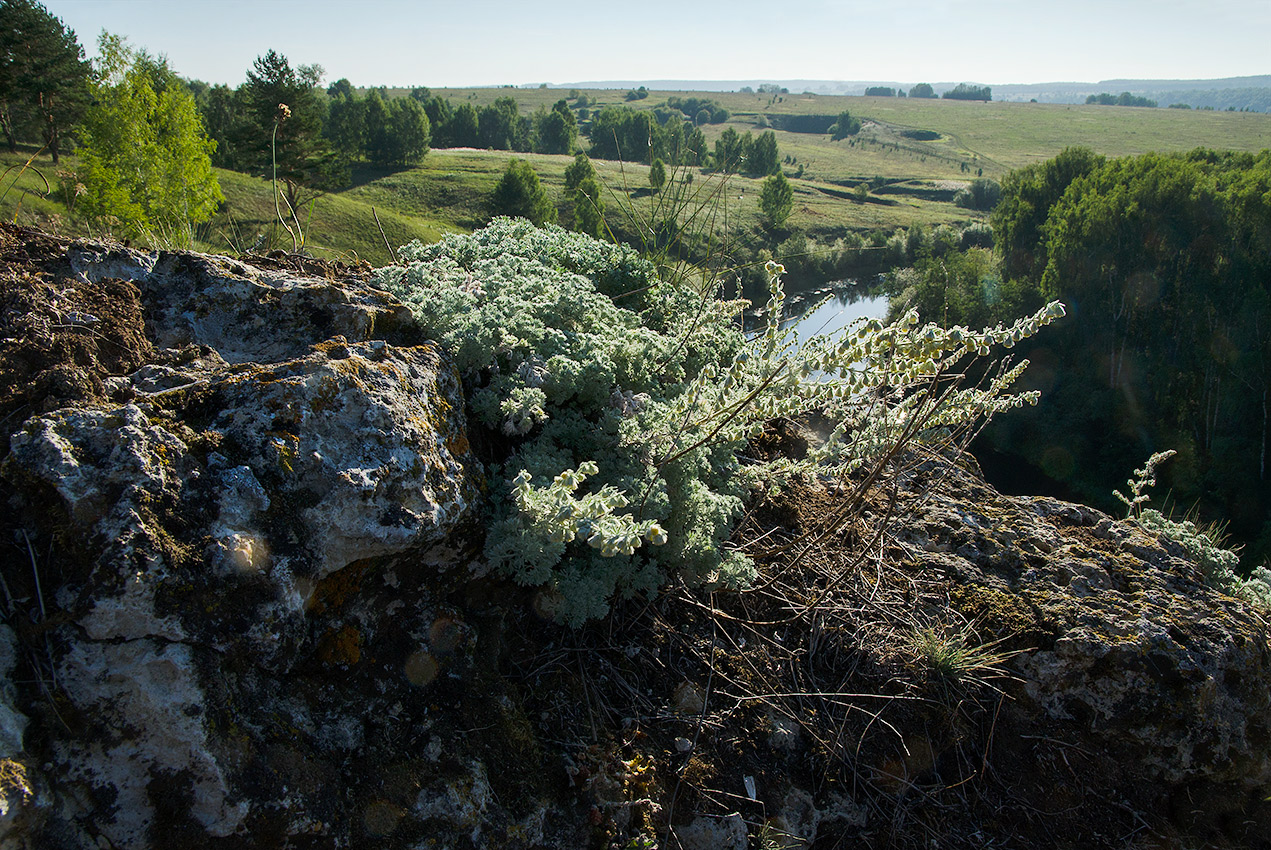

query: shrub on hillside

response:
[954,178,1002,211]
[830,110,862,140]
[379,219,1063,623]
[490,159,556,225]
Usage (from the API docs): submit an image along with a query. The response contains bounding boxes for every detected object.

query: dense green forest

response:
[892,147,1271,565]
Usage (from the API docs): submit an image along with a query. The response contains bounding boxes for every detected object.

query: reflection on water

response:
[780,285,890,339]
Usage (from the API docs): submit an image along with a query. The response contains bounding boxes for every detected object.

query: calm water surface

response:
[781,286,890,339]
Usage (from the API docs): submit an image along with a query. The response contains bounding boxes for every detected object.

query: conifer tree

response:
[0,0,91,160]
[759,171,794,228]
[748,131,780,176]
[572,175,604,237]
[491,159,557,226]
[649,158,666,194]
[241,50,327,208]
[564,151,596,192]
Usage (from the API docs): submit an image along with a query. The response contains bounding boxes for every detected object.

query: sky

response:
[41,0,1271,89]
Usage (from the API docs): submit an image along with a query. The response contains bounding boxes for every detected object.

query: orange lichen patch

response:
[308,375,343,413]
[428,616,465,655]
[312,337,352,356]
[949,584,1043,643]
[679,753,716,787]
[308,560,376,615]
[404,650,439,687]
[445,431,470,457]
[316,624,363,666]
[431,390,452,419]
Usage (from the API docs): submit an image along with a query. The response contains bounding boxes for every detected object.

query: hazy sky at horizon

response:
[39,0,1271,89]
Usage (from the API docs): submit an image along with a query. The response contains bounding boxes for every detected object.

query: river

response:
[745,277,891,341]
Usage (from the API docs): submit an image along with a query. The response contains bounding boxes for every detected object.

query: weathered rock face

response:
[891,460,1271,791]
[66,240,416,365]
[0,230,487,848]
[4,339,481,843]
[0,226,1268,850]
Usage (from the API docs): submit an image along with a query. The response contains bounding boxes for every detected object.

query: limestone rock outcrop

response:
[0,225,1267,849]
[887,456,1271,835]
[0,229,484,848]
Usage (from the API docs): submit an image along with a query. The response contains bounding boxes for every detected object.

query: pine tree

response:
[759,171,794,228]
[649,158,667,194]
[748,131,780,176]
[572,176,604,237]
[0,0,91,160]
[564,152,596,192]
[491,159,557,226]
[241,50,327,209]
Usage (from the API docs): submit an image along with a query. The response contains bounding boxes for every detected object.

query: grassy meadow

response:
[3,87,1269,267]
[432,85,1271,174]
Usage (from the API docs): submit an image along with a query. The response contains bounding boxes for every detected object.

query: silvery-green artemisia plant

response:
[378,218,1064,625]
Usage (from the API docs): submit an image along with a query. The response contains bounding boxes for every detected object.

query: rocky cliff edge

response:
[0,224,1267,849]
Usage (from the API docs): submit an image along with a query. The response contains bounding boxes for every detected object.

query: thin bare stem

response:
[271,115,300,252]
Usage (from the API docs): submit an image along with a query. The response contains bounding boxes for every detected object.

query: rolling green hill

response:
[4,88,1268,267]
[430,85,1271,174]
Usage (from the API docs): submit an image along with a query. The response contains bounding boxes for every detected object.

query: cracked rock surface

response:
[0,225,1268,849]
[0,228,485,848]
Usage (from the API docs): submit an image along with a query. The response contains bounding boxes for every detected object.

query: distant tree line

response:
[862,83,991,101]
[584,102,782,175]
[1085,92,1158,108]
[942,83,992,101]
[1126,87,1271,112]
[586,105,709,165]
[197,73,584,182]
[663,96,731,125]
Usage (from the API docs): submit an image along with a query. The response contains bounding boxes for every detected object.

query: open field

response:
[430,86,1271,175]
[2,146,978,266]
[4,87,1267,266]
